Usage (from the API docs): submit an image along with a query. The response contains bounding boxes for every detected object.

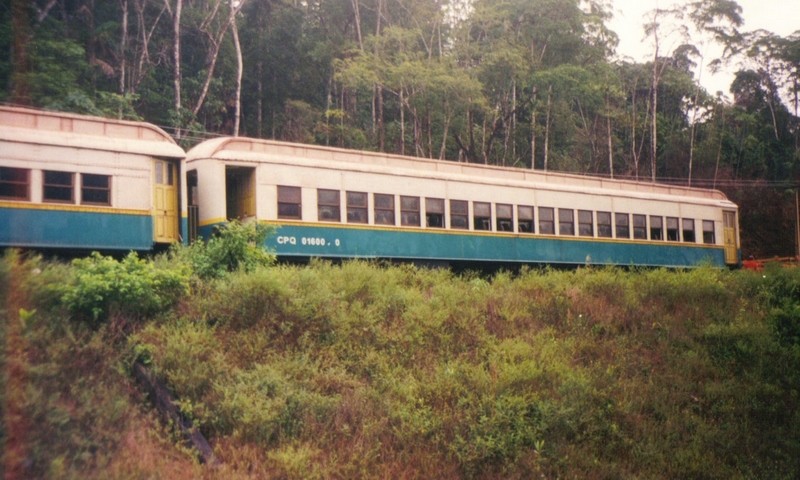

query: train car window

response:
[597,211,612,238]
[703,220,715,244]
[401,196,420,226]
[474,202,491,231]
[496,204,513,232]
[518,205,534,233]
[578,210,593,236]
[633,214,647,240]
[317,189,341,222]
[43,170,74,203]
[347,191,368,223]
[666,217,679,241]
[538,207,555,235]
[450,200,469,229]
[0,167,30,200]
[81,174,111,205]
[374,194,395,225]
[426,198,445,228]
[558,209,575,235]
[615,213,630,239]
[650,216,663,240]
[682,218,696,243]
[278,186,302,219]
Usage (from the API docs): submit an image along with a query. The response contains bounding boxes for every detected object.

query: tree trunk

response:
[170,0,183,137]
[231,1,243,136]
[119,0,128,95]
[257,59,263,138]
[192,9,234,117]
[10,0,32,105]
[530,91,537,169]
[544,85,552,171]
[400,89,406,156]
[607,99,614,178]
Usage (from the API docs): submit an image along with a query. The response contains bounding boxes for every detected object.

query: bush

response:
[174,220,275,279]
[61,252,189,324]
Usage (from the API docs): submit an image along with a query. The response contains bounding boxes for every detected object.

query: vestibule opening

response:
[225,166,256,220]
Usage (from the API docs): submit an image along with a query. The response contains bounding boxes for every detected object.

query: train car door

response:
[225,166,256,219]
[153,159,180,243]
[723,210,738,264]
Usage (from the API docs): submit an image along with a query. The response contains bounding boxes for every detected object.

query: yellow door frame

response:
[153,159,179,243]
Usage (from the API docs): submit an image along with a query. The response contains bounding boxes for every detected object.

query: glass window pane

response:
[615,213,630,239]
[474,201,491,231]
[374,194,395,225]
[450,200,468,215]
[81,174,110,205]
[374,193,393,210]
[633,214,647,239]
[0,167,30,200]
[703,220,715,244]
[667,217,679,241]
[43,170,74,203]
[682,218,696,243]
[401,196,420,226]
[597,211,612,238]
[450,200,468,229]
[518,205,534,233]
[650,216,663,240]
[578,210,593,237]
[558,208,574,235]
[538,207,555,234]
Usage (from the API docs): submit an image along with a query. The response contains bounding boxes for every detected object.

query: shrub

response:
[61,252,189,324]
[174,220,275,279]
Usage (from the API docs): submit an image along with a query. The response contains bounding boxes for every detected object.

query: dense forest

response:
[1,0,799,256]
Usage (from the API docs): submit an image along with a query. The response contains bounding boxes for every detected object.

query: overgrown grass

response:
[3,250,800,478]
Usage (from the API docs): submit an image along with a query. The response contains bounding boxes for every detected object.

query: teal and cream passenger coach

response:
[185,137,740,268]
[0,106,187,251]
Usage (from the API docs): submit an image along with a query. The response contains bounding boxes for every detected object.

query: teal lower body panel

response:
[0,206,154,251]
[248,223,725,268]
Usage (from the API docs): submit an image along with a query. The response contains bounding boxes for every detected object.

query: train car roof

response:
[187,137,733,204]
[0,105,185,159]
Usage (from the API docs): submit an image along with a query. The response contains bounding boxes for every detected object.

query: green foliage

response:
[9,252,800,478]
[61,252,188,324]
[173,220,275,279]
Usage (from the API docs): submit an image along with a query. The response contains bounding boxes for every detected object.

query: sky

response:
[608,0,800,97]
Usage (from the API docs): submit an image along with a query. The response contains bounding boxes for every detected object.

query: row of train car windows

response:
[0,167,111,206]
[277,186,717,244]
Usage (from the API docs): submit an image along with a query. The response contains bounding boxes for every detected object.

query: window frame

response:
[43,170,75,204]
[615,212,630,239]
[632,214,647,240]
[450,199,469,229]
[474,201,492,231]
[597,211,612,238]
[682,218,696,243]
[425,197,445,228]
[374,193,395,226]
[81,173,111,206]
[518,205,535,234]
[400,195,420,227]
[666,216,679,241]
[317,188,341,222]
[558,208,575,236]
[0,167,30,201]
[496,203,513,232]
[277,185,302,219]
[702,220,715,244]
[538,207,555,235]
[346,191,368,224]
[578,210,593,237]
[650,215,663,240]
